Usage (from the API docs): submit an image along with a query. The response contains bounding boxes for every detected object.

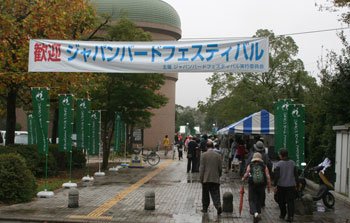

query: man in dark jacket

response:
[274,148,298,222]
[199,141,222,215]
[187,136,198,173]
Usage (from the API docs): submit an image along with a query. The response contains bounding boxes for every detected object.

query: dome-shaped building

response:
[93,0,181,148]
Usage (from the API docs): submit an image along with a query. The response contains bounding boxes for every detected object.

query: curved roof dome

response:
[92,0,181,30]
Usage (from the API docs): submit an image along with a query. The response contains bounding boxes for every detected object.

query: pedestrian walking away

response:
[186,136,197,173]
[274,148,299,222]
[246,140,272,208]
[177,143,183,160]
[199,141,222,216]
[242,152,271,223]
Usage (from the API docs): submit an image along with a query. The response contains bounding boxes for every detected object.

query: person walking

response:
[162,135,169,157]
[177,135,183,160]
[178,142,183,160]
[246,140,272,207]
[274,148,299,222]
[199,141,222,215]
[242,152,271,223]
[184,135,191,152]
[186,136,197,173]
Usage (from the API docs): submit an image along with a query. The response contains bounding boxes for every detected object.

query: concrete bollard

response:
[302,194,314,215]
[144,190,155,210]
[295,194,313,215]
[68,189,79,208]
[222,192,233,212]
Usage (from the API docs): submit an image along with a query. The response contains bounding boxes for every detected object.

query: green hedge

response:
[0,145,57,177]
[50,144,86,170]
[0,144,86,177]
[0,153,37,204]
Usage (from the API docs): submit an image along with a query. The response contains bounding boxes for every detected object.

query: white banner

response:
[28,38,269,73]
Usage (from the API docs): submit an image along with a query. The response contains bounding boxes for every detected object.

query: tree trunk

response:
[51,108,59,144]
[5,89,17,145]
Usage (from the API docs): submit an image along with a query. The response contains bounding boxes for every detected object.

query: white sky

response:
[162,0,349,107]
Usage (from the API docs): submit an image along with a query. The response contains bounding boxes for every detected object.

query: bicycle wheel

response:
[147,153,160,166]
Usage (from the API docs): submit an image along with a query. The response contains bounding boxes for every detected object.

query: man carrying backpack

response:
[242,153,271,223]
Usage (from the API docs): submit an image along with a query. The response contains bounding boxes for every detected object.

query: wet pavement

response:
[0,155,350,223]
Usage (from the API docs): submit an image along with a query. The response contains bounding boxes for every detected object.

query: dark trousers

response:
[178,151,183,160]
[248,184,265,215]
[262,185,266,207]
[202,183,221,211]
[187,157,196,173]
[228,157,233,169]
[277,186,296,218]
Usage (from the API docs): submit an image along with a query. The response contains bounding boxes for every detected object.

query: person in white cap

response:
[242,152,271,223]
[246,140,272,208]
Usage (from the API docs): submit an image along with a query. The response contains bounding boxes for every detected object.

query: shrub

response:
[0,153,37,204]
[49,145,86,170]
[0,144,86,177]
[0,145,58,178]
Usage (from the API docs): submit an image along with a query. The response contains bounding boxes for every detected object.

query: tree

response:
[175,105,206,133]
[317,0,350,24]
[307,31,350,167]
[0,0,97,144]
[201,29,316,129]
[88,17,168,169]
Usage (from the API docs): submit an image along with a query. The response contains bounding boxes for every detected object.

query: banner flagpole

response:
[58,94,77,188]
[95,110,105,176]
[32,87,54,198]
[45,153,48,191]
[110,112,121,171]
[82,109,93,182]
[121,122,129,167]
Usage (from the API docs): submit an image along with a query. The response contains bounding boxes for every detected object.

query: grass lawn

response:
[36,163,100,193]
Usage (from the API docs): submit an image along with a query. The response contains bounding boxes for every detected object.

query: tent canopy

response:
[217,109,274,135]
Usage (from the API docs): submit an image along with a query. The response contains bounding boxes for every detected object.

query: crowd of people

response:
[162,133,298,223]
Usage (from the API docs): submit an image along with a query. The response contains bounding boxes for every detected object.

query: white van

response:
[0,131,28,146]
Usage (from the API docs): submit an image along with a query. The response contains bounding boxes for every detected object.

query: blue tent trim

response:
[217,109,274,135]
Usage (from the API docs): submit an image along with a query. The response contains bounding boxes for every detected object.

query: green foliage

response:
[0,145,57,177]
[175,105,207,133]
[0,153,37,204]
[0,0,98,144]
[106,16,152,41]
[306,32,350,168]
[202,29,316,130]
[50,145,86,170]
[88,16,168,169]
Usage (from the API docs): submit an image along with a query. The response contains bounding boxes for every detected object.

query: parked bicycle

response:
[134,145,160,166]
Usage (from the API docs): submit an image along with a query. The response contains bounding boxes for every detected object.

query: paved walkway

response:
[0,155,350,223]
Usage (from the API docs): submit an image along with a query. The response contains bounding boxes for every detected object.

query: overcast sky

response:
[162,0,349,108]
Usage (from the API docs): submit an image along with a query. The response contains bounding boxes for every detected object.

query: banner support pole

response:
[95,110,105,176]
[45,153,48,191]
[82,149,94,181]
[69,150,72,183]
